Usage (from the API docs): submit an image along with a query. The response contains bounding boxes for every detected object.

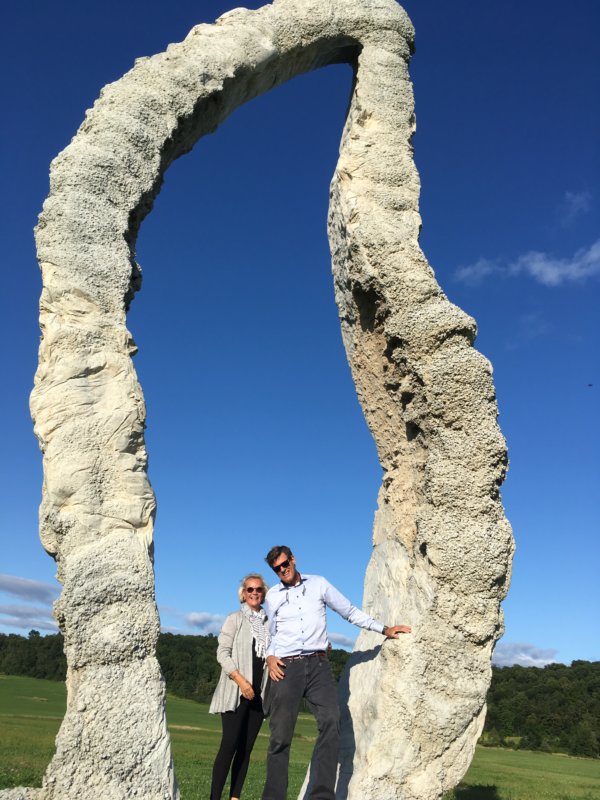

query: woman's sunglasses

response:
[245,586,264,594]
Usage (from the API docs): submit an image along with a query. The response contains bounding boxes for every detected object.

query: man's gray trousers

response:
[262,654,340,800]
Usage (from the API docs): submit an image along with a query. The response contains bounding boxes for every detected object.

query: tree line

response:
[1,630,598,758]
[483,658,599,758]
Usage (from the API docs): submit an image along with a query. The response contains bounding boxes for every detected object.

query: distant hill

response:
[0,629,350,700]
[484,659,599,757]
[1,630,598,758]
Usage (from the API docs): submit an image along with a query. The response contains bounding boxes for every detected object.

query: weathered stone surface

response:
[9,1,513,798]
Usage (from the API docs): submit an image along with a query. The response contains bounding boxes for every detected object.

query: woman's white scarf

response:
[241,603,269,660]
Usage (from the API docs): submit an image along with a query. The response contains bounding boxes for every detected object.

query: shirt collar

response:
[276,572,310,591]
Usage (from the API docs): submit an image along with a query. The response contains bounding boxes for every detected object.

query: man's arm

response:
[263,591,287,681]
[323,579,411,637]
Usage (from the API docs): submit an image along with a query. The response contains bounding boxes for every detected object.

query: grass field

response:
[0,675,315,797]
[1,674,599,799]
[444,747,600,800]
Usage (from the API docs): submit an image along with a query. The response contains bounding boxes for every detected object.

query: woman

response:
[209,573,270,800]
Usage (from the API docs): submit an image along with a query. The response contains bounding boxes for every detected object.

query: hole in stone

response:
[352,284,386,332]
[405,421,421,441]
[383,335,406,362]
[400,391,414,411]
[419,542,427,557]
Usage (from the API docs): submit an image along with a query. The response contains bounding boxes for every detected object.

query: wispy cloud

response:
[329,632,356,649]
[0,574,60,604]
[505,311,551,350]
[185,611,226,635]
[0,603,57,632]
[455,239,600,287]
[454,258,502,286]
[160,624,189,635]
[493,642,560,668]
[559,190,592,226]
[159,605,225,635]
[517,311,550,340]
[0,575,59,633]
[509,240,600,286]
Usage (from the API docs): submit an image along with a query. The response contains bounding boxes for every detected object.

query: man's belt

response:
[281,651,327,661]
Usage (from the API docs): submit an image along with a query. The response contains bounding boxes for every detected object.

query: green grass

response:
[1,675,599,799]
[163,692,316,797]
[0,675,66,789]
[0,675,316,797]
[444,746,600,800]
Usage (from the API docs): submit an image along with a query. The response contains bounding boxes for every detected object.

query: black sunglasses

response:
[245,586,264,594]
[273,558,291,573]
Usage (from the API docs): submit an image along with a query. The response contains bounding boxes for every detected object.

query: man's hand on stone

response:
[267,655,286,681]
[383,625,412,638]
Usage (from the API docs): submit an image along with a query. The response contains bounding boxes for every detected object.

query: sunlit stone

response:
[6,2,513,798]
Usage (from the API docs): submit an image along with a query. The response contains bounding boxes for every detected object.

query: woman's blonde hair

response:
[238,573,269,603]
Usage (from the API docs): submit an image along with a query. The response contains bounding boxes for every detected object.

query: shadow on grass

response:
[447,786,501,800]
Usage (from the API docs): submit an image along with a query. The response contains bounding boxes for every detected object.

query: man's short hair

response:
[265,545,293,567]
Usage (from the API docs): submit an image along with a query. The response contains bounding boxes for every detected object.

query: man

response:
[261,545,411,800]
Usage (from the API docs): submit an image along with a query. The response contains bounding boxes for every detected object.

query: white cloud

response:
[0,575,59,634]
[509,240,600,286]
[159,624,189,635]
[328,632,356,649]
[454,258,502,286]
[559,190,592,225]
[455,239,600,287]
[493,641,560,668]
[0,574,60,604]
[185,611,226,635]
[0,603,57,633]
[159,605,225,635]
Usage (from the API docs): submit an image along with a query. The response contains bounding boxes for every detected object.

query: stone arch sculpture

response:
[15,0,514,798]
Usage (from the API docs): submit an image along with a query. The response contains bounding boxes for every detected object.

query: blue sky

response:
[1,0,598,669]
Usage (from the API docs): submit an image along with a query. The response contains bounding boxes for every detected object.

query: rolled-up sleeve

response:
[322,578,385,633]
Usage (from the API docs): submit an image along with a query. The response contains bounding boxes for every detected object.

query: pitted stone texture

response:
[44,661,175,800]
[27,1,513,798]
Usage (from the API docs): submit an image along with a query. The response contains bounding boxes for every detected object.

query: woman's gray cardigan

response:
[209,609,269,714]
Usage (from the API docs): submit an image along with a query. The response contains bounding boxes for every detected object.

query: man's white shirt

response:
[264,573,385,658]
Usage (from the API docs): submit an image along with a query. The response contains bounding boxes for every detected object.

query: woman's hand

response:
[239,679,255,700]
[230,670,255,700]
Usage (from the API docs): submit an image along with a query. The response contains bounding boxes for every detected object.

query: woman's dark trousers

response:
[262,655,340,800]
[210,697,264,799]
